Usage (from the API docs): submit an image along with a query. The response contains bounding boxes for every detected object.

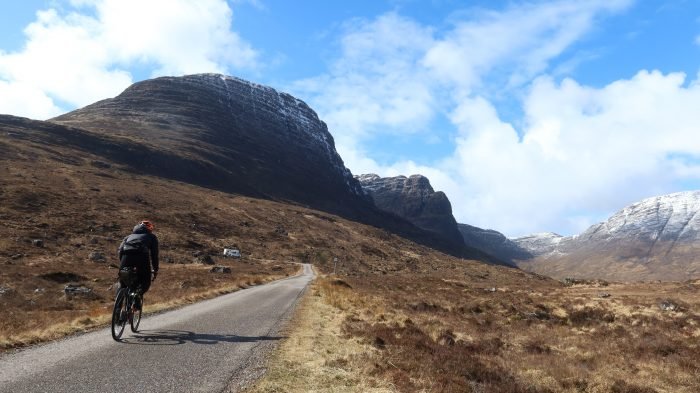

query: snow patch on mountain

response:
[515,191,700,258]
[512,232,568,256]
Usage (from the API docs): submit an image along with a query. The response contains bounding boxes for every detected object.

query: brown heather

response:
[251,269,700,392]
[315,273,700,392]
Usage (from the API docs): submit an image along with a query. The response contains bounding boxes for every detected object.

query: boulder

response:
[90,160,111,169]
[210,266,232,274]
[89,252,106,263]
[195,255,215,265]
[659,300,680,312]
[64,284,97,299]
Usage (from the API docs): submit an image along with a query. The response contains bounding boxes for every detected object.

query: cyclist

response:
[117,220,159,309]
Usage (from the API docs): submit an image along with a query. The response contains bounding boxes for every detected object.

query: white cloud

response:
[293,13,436,142]
[0,8,132,112]
[0,80,63,119]
[423,0,633,92]
[443,70,700,236]
[0,0,257,119]
[296,0,635,154]
[92,0,257,74]
[296,1,643,236]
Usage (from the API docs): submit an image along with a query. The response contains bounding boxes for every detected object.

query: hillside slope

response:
[0,118,533,347]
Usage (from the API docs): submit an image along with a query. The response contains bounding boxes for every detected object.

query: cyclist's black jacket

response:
[118,224,159,272]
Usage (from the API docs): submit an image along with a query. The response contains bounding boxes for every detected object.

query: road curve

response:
[0,264,314,393]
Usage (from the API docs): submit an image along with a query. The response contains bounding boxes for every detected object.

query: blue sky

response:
[2,0,700,237]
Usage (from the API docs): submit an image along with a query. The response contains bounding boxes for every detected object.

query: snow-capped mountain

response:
[513,191,700,281]
[577,191,700,246]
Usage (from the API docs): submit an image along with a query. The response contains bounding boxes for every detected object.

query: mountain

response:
[3,73,488,260]
[356,174,511,265]
[51,73,366,215]
[457,223,532,265]
[514,191,700,281]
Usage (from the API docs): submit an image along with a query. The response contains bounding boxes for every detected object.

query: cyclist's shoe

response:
[134,296,142,311]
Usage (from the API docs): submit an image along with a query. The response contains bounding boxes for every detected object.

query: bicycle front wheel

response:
[111,289,128,341]
[130,295,142,333]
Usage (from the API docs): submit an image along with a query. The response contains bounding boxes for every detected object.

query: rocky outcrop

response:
[357,174,511,265]
[357,174,464,247]
[514,191,700,281]
[458,224,532,264]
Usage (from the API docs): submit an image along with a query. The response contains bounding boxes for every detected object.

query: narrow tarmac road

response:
[0,264,314,393]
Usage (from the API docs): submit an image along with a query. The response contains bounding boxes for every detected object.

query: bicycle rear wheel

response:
[130,294,142,332]
[111,289,128,341]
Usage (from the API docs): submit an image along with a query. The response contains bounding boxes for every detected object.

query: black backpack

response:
[121,235,149,256]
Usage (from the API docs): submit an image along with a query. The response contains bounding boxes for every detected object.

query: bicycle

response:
[111,267,144,341]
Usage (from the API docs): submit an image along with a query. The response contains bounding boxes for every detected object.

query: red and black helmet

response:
[140,220,155,232]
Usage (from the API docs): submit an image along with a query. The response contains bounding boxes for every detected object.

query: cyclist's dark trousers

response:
[119,254,152,294]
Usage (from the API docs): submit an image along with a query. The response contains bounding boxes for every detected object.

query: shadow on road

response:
[119,330,285,346]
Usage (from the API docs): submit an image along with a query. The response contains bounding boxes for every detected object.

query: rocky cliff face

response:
[458,224,532,264]
[513,191,700,281]
[356,174,509,264]
[51,74,367,216]
[357,174,464,246]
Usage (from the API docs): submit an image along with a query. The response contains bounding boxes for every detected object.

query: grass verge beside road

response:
[247,276,397,393]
